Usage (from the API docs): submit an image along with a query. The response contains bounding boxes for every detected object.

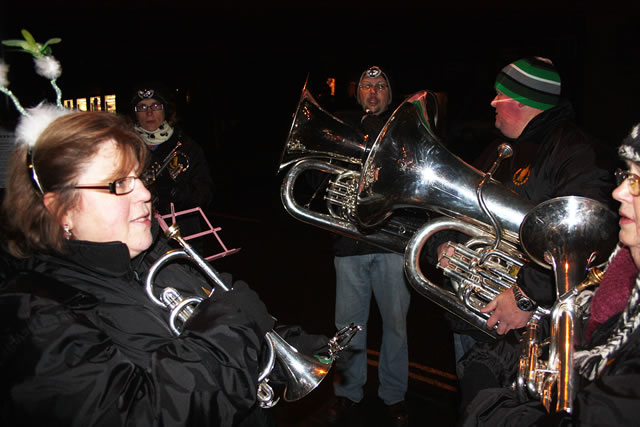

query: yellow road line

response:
[366,349,458,392]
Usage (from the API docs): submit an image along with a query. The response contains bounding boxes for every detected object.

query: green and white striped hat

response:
[495,57,561,111]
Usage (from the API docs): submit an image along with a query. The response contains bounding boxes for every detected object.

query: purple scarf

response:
[585,247,638,342]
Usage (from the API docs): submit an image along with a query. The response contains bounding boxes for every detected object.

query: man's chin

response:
[366,106,380,115]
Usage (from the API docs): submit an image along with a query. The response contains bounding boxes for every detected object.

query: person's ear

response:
[43,192,74,229]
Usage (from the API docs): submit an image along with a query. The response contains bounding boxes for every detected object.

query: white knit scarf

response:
[134,121,174,146]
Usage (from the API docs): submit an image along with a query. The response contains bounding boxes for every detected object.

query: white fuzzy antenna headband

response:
[1,29,72,194]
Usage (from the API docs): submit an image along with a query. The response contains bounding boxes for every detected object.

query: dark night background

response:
[3,1,640,194]
[2,2,640,425]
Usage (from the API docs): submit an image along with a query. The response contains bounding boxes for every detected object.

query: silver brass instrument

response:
[516,196,617,413]
[145,224,361,408]
[354,92,539,337]
[279,84,549,337]
[279,82,434,255]
[142,141,190,185]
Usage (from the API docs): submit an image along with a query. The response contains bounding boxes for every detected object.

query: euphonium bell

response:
[279,77,368,173]
[355,91,531,234]
[517,196,618,413]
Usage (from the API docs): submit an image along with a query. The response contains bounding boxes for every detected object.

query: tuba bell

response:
[516,196,618,413]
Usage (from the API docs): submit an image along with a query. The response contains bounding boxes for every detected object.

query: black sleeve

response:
[548,130,616,209]
[459,387,570,427]
[1,282,269,426]
[422,228,469,267]
[516,134,615,308]
[460,373,640,427]
[170,135,214,210]
[516,263,556,308]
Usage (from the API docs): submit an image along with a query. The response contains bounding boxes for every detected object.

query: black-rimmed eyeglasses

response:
[134,103,164,113]
[73,176,143,196]
[615,168,640,196]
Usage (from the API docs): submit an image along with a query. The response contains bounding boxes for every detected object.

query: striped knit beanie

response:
[619,123,640,163]
[494,57,561,111]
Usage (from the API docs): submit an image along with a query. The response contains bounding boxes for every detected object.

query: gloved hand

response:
[210,280,275,336]
[185,279,275,338]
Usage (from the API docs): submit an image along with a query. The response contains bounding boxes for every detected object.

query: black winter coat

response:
[438,100,615,342]
[460,271,640,427]
[147,127,214,214]
[0,229,281,426]
[473,100,615,308]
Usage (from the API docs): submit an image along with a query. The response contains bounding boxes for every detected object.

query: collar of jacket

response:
[62,240,134,278]
[30,219,164,281]
[509,98,576,144]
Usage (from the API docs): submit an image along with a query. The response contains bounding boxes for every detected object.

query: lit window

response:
[76,98,88,111]
[90,96,102,111]
[105,95,116,113]
[63,99,74,109]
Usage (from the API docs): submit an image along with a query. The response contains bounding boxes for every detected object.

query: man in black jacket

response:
[477,57,614,333]
[447,57,615,409]
[326,66,411,427]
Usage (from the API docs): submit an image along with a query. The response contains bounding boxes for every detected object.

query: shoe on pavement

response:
[386,400,409,427]
[326,396,359,425]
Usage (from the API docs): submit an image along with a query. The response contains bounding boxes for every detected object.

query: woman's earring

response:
[63,224,72,240]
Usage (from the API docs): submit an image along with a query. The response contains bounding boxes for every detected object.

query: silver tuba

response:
[516,196,617,413]
[280,85,547,336]
[355,92,541,336]
[144,224,361,408]
[279,82,434,255]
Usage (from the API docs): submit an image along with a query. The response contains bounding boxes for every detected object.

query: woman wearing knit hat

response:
[131,86,214,241]
[459,123,640,426]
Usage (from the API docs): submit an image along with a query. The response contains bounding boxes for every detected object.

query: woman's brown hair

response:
[2,111,149,258]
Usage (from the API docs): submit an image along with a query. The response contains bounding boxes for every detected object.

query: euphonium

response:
[516,196,617,413]
[144,224,361,408]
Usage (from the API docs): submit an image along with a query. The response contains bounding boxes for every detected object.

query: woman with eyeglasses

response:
[0,109,326,426]
[459,124,640,426]
[132,86,213,219]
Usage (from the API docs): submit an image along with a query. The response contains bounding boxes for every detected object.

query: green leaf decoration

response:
[1,40,30,49]
[1,29,62,57]
[21,29,37,46]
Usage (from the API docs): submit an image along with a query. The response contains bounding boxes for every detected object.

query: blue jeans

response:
[333,253,410,405]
